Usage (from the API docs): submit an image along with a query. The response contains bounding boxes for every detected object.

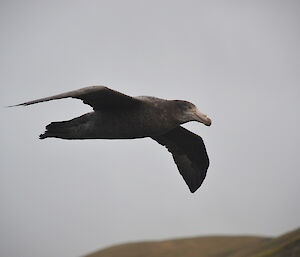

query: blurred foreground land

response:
[85,227,300,257]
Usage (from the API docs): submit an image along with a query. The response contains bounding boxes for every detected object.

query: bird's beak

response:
[195,108,212,126]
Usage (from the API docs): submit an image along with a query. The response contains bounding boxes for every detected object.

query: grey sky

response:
[1,1,300,257]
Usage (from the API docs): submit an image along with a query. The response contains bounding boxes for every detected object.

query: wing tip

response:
[185,169,207,193]
[188,183,202,193]
[6,103,27,108]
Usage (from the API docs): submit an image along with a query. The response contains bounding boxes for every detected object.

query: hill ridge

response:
[84,227,300,257]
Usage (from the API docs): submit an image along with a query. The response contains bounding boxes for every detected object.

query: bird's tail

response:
[39,121,71,139]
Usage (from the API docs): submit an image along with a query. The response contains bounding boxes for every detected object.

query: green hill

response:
[84,228,300,257]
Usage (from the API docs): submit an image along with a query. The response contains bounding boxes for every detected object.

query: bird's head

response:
[173,100,212,126]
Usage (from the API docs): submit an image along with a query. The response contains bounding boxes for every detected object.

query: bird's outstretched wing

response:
[152,126,209,193]
[10,86,141,110]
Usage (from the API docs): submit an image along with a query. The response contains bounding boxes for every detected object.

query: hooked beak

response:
[195,108,212,126]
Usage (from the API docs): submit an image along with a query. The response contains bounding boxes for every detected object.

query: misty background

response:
[1,1,299,257]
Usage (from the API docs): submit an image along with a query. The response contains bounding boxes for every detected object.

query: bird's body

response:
[41,97,181,140]
[11,86,212,193]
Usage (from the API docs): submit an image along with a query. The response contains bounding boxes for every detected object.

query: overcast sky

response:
[1,1,300,257]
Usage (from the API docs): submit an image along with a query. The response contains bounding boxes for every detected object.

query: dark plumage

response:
[11,86,212,193]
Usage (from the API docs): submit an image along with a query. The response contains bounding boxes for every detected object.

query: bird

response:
[11,86,212,193]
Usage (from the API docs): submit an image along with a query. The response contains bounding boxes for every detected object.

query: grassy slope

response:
[84,228,300,257]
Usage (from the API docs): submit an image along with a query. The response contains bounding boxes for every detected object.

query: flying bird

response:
[11,86,212,193]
